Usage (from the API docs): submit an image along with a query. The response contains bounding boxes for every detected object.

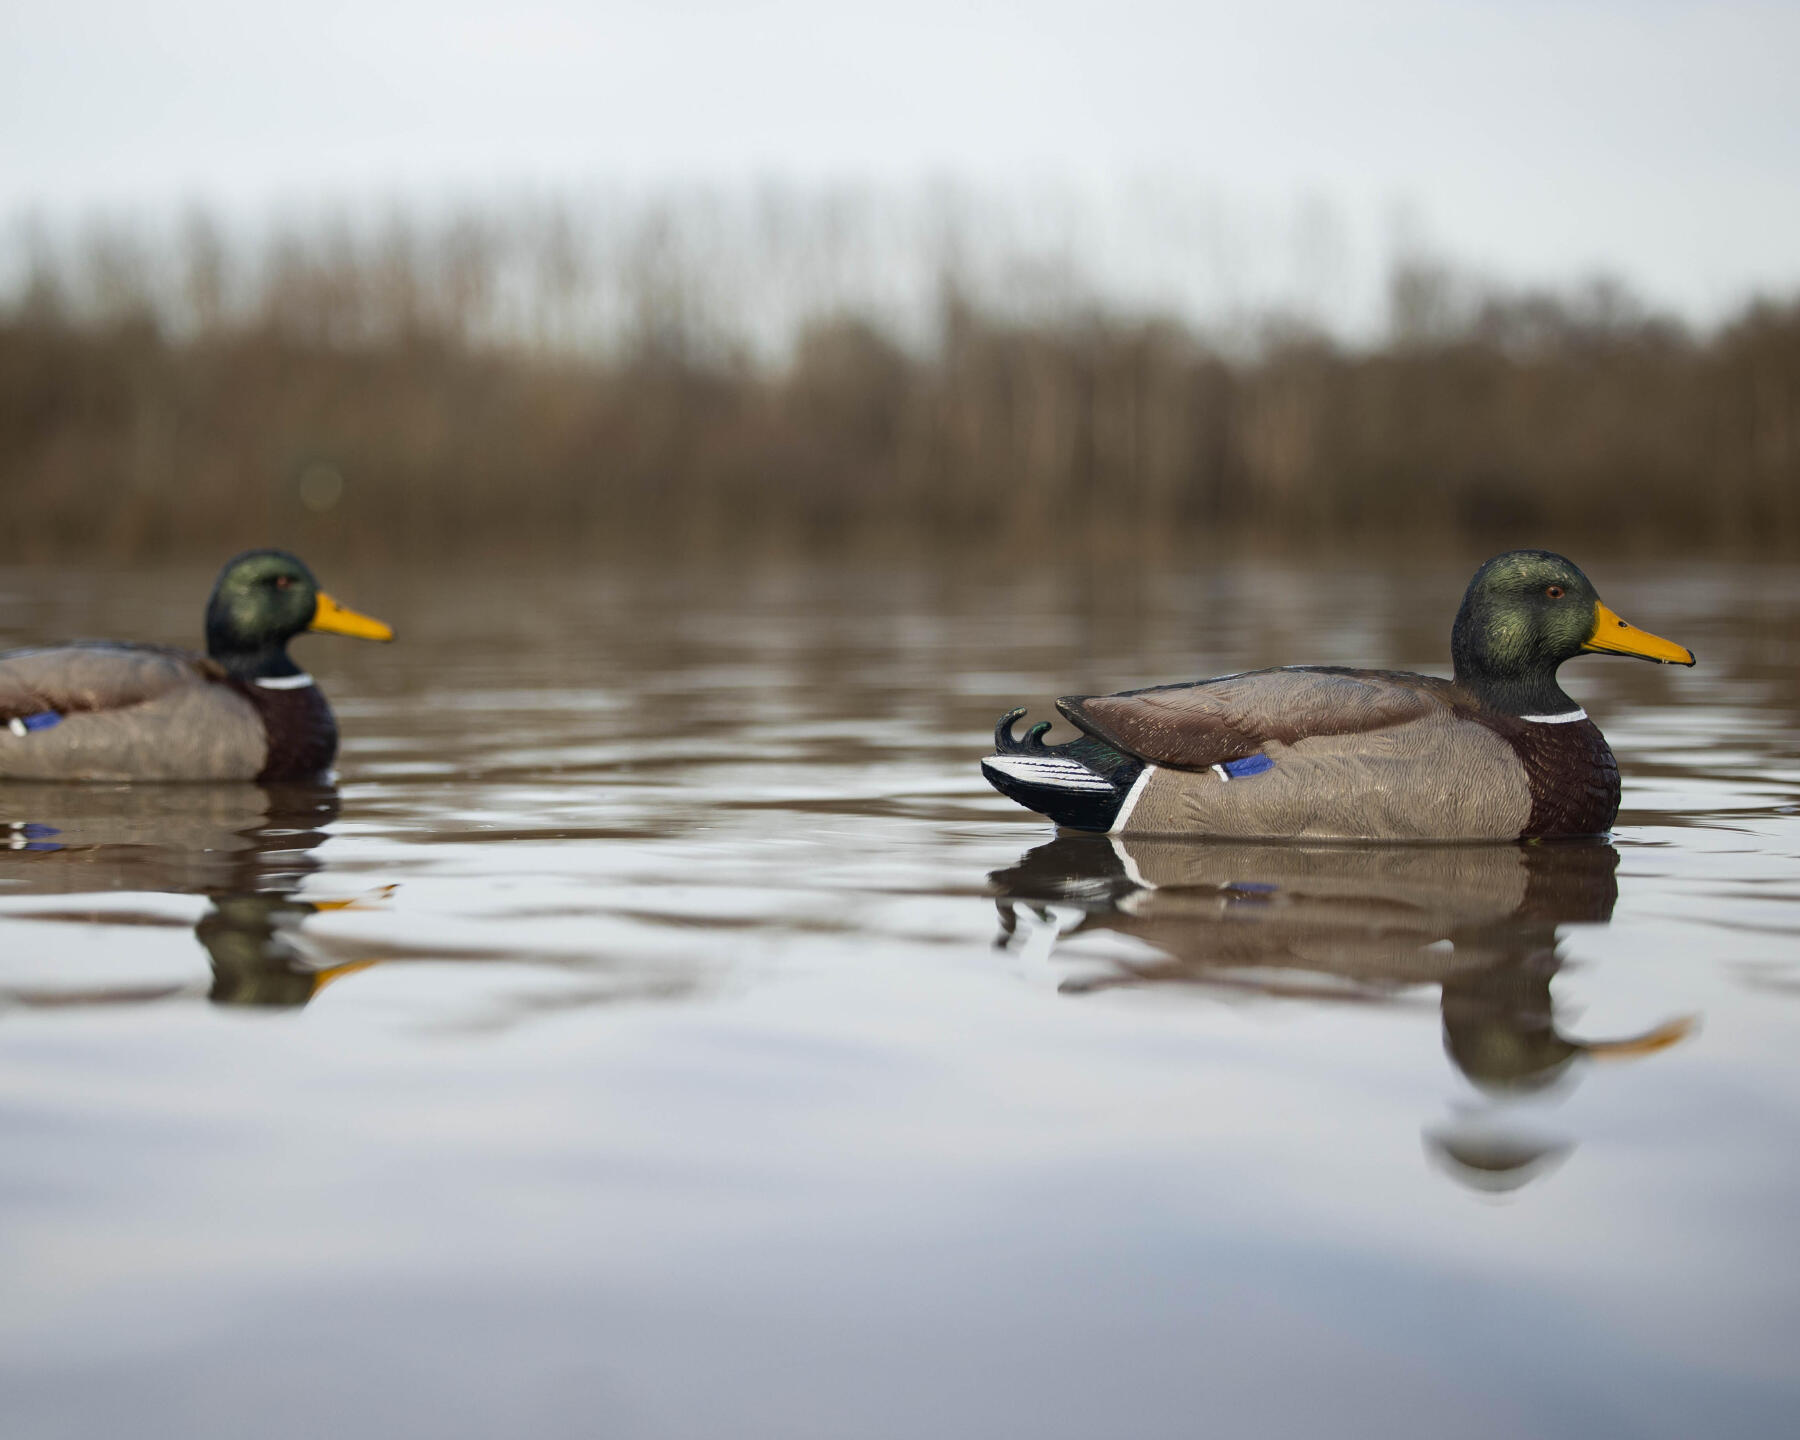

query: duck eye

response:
[1545,585,1564,599]
[273,575,292,590]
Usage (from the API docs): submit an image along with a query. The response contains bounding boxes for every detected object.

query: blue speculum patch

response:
[1221,753,1275,778]
[8,712,63,734]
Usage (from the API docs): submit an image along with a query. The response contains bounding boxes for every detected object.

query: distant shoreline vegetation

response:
[1,197,1796,560]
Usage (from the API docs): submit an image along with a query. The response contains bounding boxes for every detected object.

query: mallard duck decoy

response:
[0,549,392,782]
[982,550,1694,840]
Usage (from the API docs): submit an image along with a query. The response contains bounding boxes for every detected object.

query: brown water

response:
[2,554,1798,1439]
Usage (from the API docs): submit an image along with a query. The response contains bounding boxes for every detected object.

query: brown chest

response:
[235,679,339,782]
[1500,716,1620,838]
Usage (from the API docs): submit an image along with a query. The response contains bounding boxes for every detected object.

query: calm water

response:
[2,553,1798,1439]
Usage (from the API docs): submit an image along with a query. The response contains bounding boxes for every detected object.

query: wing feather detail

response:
[0,644,267,781]
[0,643,221,720]
[1057,667,1447,770]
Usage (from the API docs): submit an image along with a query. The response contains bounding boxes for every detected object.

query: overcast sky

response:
[4,0,1797,327]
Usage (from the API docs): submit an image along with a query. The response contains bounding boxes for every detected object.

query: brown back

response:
[1060,666,1447,770]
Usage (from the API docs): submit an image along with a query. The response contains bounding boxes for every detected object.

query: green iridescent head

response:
[1451,550,1693,715]
[204,549,392,679]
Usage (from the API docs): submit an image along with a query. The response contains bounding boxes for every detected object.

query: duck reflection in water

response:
[196,889,386,1007]
[991,834,1693,1193]
[0,782,384,1010]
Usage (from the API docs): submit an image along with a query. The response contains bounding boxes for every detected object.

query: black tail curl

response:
[987,707,1146,796]
[983,707,1146,832]
[994,707,1056,755]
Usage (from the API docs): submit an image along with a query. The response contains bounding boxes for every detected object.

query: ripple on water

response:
[1,556,1797,1440]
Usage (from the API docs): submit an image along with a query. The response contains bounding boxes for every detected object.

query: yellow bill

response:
[1583,603,1694,665]
[308,884,399,913]
[1584,1015,1698,1060]
[310,592,395,642]
[307,958,384,997]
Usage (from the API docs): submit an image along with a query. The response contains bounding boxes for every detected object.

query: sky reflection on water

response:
[1,555,1797,1439]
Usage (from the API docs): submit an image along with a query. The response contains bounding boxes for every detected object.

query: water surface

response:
[2,554,1798,1438]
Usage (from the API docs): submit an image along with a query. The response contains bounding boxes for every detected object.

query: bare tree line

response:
[2,197,1796,560]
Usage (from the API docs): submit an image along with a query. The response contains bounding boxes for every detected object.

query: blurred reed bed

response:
[2,195,1797,561]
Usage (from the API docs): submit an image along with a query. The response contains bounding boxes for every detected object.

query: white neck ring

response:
[1520,707,1587,724]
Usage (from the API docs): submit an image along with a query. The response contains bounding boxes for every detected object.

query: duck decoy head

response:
[204,549,393,678]
[1452,549,1694,716]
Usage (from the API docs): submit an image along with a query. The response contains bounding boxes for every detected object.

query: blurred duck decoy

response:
[0,550,391,782]
[198,891,389,1007]
[983,550,1695,840]
[992,833,1695,1193]
[990,833,1693,1078]
[0,781,384,1011]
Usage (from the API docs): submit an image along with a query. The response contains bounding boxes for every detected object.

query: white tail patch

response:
[982,754,1114,793]
[1109,765,1158,833]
